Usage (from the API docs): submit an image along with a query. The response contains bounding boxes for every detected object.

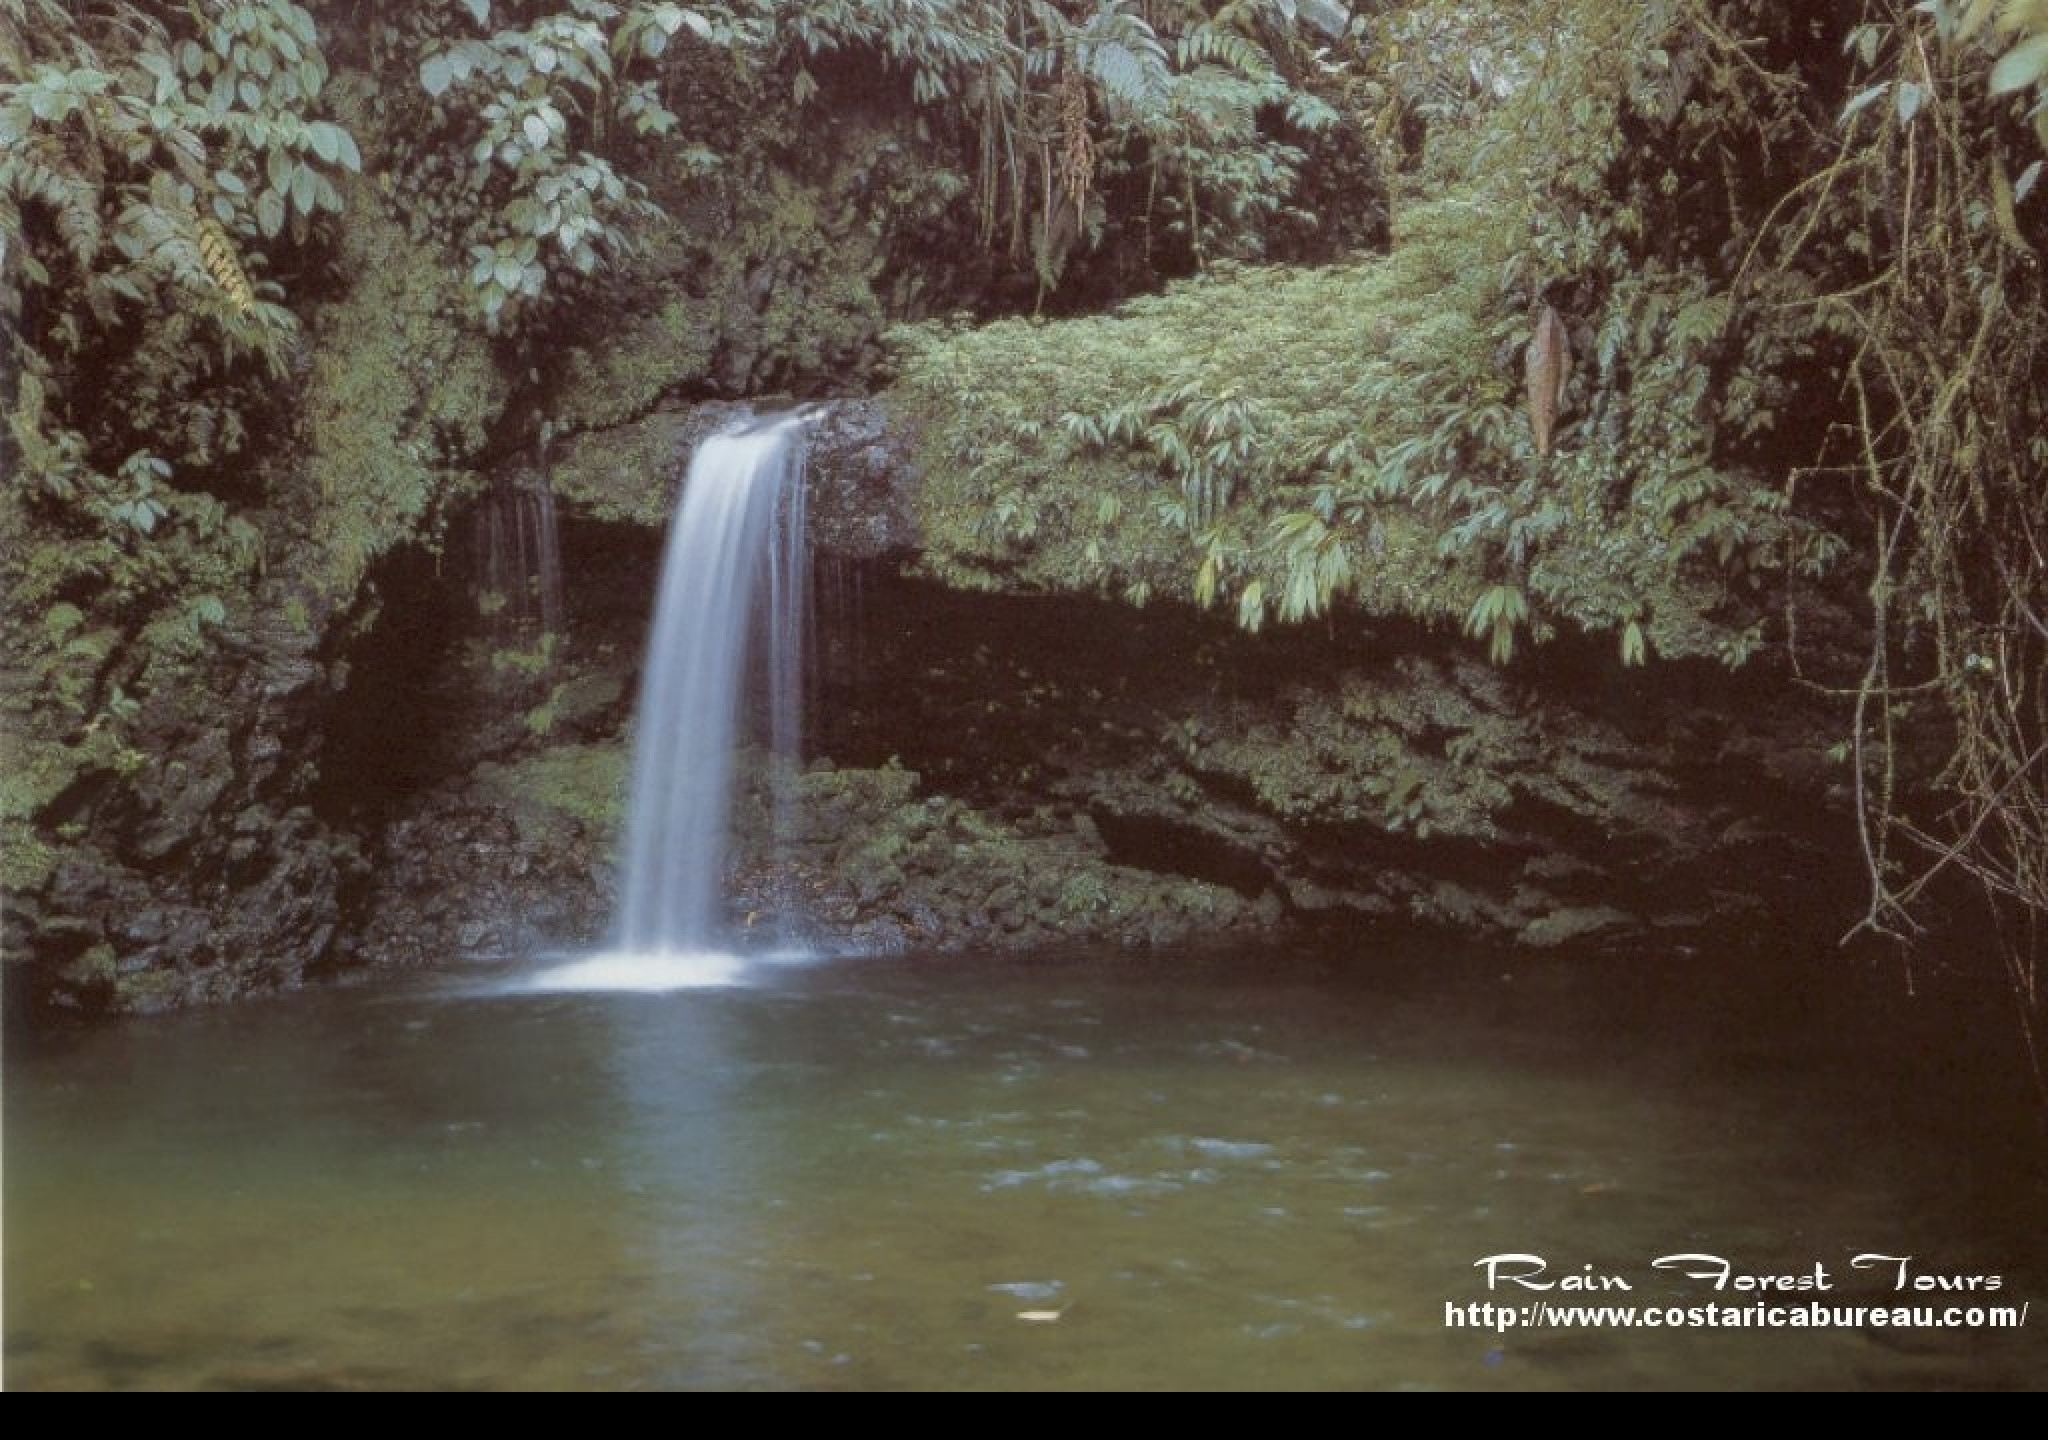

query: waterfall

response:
[474,468,565,640]
[524,411,812,992]
[620,412,810,953]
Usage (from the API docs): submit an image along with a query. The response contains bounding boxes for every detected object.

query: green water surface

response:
[6,942,2043,1390]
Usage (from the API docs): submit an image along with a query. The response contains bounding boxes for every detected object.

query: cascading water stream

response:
[474,470,565,639]
[524,411,811,992]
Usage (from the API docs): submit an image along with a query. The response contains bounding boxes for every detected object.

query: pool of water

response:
[6,941,2044,1389]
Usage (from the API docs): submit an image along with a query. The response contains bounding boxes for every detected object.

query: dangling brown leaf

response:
[1056,66,1094,229]
[1525,303,1570,457]
[1990,151,2035,259]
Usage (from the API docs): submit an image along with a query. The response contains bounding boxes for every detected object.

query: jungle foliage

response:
[0,2,1372,898]
[899,0,2048,986]
[1782,0,2048,991]
[6,1,2048,988]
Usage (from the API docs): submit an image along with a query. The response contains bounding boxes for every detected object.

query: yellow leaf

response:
[197,219,255,314]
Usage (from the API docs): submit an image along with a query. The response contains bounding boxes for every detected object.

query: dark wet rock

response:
[796,574,1857,954]
[345,748,620,970]
[804,399,920,561]
[347,553,1855,968]
[550,397,917,559]
[7,573,376,1013]
[723,760,1259,954]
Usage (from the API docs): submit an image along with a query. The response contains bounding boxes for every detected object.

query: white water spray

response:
[523,413,810,993]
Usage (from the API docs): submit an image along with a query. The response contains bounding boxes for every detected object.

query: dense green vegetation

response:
[4,1,2048,1003]
[896,0,2048,982]
[1,0,1370,912]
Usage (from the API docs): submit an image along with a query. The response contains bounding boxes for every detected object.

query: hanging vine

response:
[1751,2,2048,1034]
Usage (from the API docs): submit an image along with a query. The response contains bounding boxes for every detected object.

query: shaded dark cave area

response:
[1089,810,1275,897]
[308,514,660,830]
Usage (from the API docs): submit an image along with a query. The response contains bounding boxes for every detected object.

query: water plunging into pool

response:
[527,413,809,991]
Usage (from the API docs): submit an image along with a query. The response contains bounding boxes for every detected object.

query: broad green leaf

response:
[421,53,454,97]
[1920,0,1959,45]
[1236,579,1265,632]
[462,0,491,25]
[306,120,340,164]
[213,168,246,195]
[1841,83,1889,122]
[1990,33,2048,94]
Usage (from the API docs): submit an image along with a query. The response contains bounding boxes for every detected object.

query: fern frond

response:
[1177,23,1273,81]
[1076,9,1170,116]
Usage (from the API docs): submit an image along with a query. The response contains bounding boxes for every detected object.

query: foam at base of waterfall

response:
[515,949,753,993]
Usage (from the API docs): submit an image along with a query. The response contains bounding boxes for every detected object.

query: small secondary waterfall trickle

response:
[612,413,811,957]
[474,468,566,639]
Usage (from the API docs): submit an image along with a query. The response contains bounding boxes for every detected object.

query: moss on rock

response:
[550,410,704,526]
[545,119,908,449]
[730,758,1260,953]
[292,190,504,596]
[468,742,629,849]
